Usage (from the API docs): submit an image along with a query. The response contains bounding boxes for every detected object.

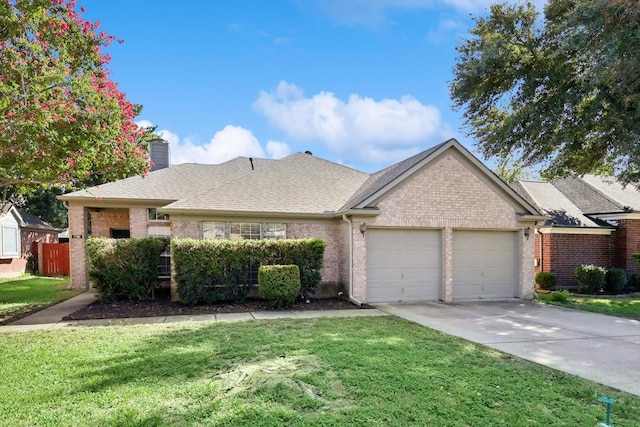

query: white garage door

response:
[366,229,441,303]
[452,231,517,300]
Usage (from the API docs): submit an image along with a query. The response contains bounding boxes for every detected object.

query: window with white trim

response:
[147,208,169,221]
[265,223,286,240]
[202,222,286,240]
[147,226,171,238]
[1,225,20,258]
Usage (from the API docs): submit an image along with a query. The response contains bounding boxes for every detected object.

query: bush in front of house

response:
[172,238,325,305]
[604,268,627,294]
[573,264,606,294]
[535,271,556,290]
[258,265,300,308]
[86,237,166,303]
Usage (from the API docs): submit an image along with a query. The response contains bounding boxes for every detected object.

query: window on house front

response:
[147,226,171,238]
[265,223,286,240]
[203,222,226,240]
[230,223,261,240]
[1,225,19,258]
[147,208,169,221]
[202,222,286,240]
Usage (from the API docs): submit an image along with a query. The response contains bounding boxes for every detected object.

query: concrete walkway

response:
[375,300,640,397]
[1,290,389,333]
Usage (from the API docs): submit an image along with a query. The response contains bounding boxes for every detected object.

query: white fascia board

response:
[537,227,613,235]
[590,212,640,221]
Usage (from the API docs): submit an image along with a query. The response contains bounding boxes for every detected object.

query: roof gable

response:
[344,138,540,216]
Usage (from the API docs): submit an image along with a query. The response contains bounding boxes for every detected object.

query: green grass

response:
[0,275,80,323]
[1,317,639,426]
[537,293,640,320]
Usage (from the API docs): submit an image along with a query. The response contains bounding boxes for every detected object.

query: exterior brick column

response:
[442,227,453,302]
[67,203,89,290]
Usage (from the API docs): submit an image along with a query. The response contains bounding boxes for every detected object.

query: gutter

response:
[342,214,363,307]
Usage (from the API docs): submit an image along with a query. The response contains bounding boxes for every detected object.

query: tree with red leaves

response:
[0,0,149,203]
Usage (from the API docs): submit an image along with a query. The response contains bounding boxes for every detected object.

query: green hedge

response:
[535,271,556,290]
[86,237,167,303]
[605,268,627,294]
[258,265,301,308]
[574,264,606,294]
[171,238,325,305]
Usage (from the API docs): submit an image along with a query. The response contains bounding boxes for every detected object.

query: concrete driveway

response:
[374,300,640,396]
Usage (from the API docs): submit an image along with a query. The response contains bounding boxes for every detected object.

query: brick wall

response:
[287,222,345,287]
[614,219,640,274]
[90,208,129,237]
[539,232,613,287]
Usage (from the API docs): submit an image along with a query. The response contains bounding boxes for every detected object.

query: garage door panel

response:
[453,231,517,300]
[366,229,441,303]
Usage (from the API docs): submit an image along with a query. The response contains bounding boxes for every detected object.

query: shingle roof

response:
[514,181,604,227]
[16,209,59,231]
[162,152,369,215]
[59,157,275,202]
[60,139,540,218]
[550,176,622,214]
[579,174,640,212]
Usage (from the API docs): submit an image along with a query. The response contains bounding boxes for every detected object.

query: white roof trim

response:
[537,227,613,235]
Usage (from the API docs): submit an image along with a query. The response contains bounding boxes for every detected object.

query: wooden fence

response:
[33,242,70,277]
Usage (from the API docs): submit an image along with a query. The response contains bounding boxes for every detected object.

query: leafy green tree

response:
[0,0,150,206]
[492,155,532,183]
[451,0,640,184]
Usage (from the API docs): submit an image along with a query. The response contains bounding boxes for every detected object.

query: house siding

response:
[351,153,534,302]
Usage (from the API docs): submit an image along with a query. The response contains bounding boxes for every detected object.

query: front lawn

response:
[537,294,640,320]
[0,275,80,324]
[1,317,639,426]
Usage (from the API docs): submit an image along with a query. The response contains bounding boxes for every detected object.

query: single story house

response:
[59,138,545,303]
[0,204,61,278]
[513,175,640,287]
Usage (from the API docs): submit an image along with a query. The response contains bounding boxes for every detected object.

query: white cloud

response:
[266,140,291,159]
[154,125,290,165]
[135,119,154,129]
[253,81,448,164]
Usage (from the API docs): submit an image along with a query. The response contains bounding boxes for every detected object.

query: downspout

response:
[342,214,363,307]
[538,229,543,272]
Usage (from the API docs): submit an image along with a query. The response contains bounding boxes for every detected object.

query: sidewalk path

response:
[1,290,388,333]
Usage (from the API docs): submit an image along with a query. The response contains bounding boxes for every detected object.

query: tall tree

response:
[451,0,640,184]
[0,0,149,206]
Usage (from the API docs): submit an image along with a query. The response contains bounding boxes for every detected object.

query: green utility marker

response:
[598,396,616,427]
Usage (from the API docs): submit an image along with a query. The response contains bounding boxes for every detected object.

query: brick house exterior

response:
[60,139,543,303]
[514,176,640,288]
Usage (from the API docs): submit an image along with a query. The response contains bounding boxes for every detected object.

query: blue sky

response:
[81,0,545,172]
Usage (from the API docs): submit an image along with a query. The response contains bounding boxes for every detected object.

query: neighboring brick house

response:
[59,139,544,303]
[513,175,640,287]
[0,204,61,278]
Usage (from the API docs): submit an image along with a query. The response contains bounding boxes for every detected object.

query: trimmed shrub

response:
[605,268,627,294]
[258,265,300,308]
[574,265,606,294]
[86,237,166,303]
[549,289,571,303]
[535,271,556,290]
[172,238,325,305]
